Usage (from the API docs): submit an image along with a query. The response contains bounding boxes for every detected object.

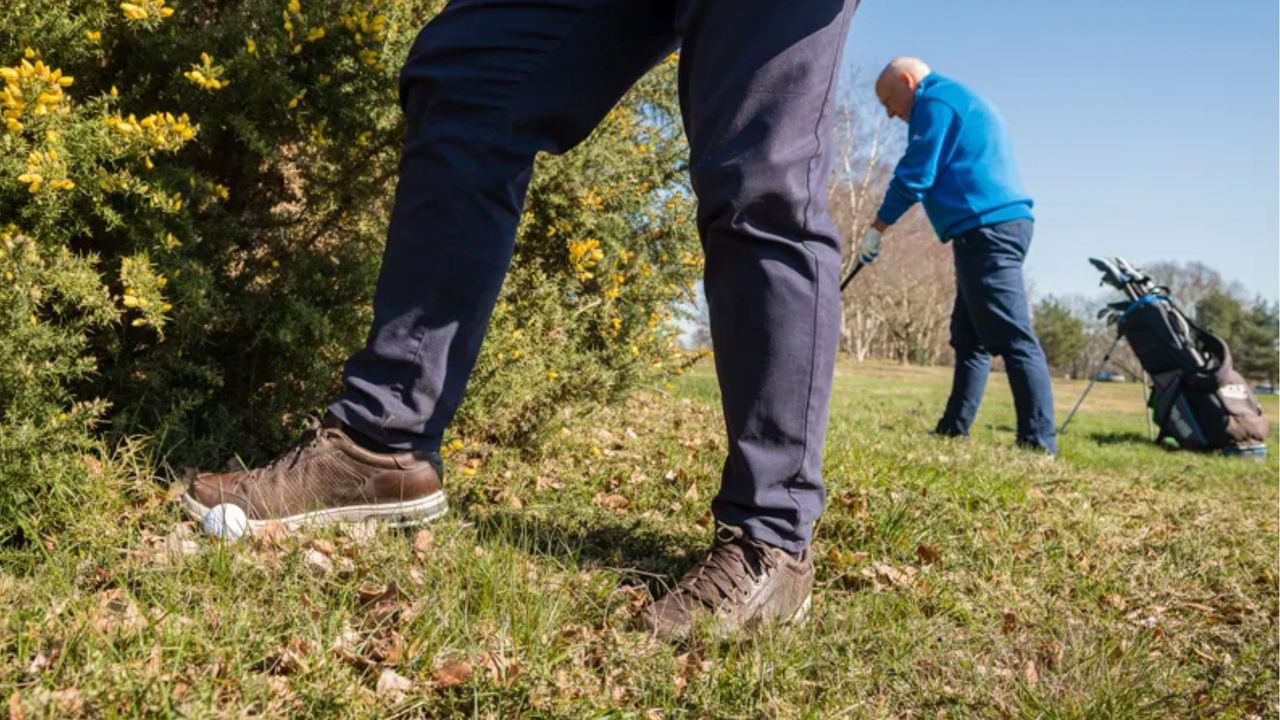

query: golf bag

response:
[1090,257,1268,456]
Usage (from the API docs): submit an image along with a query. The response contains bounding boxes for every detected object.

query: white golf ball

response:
[202,503,249,541]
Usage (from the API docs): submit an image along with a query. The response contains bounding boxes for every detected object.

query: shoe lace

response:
[675,523,776,607]
[254,414,334,476]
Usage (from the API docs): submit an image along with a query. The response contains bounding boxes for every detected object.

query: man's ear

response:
[901,70,917,91]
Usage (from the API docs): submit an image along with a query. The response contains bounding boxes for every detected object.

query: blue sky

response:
[844,0,1279,302]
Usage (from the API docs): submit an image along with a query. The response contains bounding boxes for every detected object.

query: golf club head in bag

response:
[1112,257,1150,287]
[1089,257,1129,290]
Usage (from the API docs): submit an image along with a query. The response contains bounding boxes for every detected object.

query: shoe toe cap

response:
[187,471,248,509]
[639,595,696,641]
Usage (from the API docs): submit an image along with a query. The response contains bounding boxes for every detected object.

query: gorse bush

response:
[0,0,700,542]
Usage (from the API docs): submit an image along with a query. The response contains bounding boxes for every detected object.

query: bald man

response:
[859,58,1057,453]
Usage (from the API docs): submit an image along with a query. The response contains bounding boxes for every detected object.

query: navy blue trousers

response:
[327,0,857,552]
[935,219,1058,453]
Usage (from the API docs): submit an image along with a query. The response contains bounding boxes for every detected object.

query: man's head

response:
[875,57,931,121]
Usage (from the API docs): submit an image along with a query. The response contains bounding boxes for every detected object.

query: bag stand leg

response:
[1141,371,1153,440]
[1059,334,1124,435]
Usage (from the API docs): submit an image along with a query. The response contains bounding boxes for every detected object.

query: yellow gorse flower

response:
[1,54,74,134]
[105,111,197,151]
[567,238,605,282]
[341,9,390,69]
[581,188,604,210]
[184,52,229,91]
[120,0,174,22]
[19,146,74,193]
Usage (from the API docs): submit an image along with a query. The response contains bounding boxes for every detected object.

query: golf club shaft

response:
[840,260,864,292]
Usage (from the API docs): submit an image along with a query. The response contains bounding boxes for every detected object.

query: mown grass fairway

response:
[2,359,1276,718]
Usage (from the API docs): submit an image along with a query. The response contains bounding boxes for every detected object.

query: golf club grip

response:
[840,261,864,291]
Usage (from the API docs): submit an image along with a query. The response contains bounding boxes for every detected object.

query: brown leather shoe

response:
[181,414,447,532]
[639,523,813,641]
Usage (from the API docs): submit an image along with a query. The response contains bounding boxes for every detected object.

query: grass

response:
[2,358,1276,718]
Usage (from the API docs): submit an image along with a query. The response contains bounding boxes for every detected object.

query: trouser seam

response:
[780,1,855,540]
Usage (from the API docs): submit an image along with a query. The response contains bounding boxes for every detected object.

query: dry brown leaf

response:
[144,645,163,677]
[824,548,867,572]
[1023,659,1039,686]
[613,584,650,611]
[370,630,404,665]
[25,640,63,676]
[494,489,524,509]
[480,651,521,687]
[357,582,395,607]
[263,637,311,675]
[672,674,688,697]
[82,455,103,476]
[536,476,564,492]
[683,481,698,500]
[266,676,294,701]
[412,530,433,556]
[835,491,870,518]
[309,538,337,556]
[592,492,630,511]
[1099,594,1127,611]
[432,661,472,689]
[303,549,333,576]
[1038,641,1064,669]
[334,556,356,576]
[915,544,941,565]
[250,522,293,550]
[376,668,413,700]
[868,562,918,590]
[52,689,85,716]
[1002,610,1017,634]
[136,523,201,568]
[331,625,366,668]
[9,688,84,718]
[91,589,147,636]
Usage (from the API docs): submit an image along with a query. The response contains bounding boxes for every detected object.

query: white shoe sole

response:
[788,593,813,625]
[180,490,448,533]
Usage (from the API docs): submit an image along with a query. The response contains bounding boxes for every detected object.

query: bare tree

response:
[828,71,953,364]
[858,210,955,364]
[1138,260,1249,319]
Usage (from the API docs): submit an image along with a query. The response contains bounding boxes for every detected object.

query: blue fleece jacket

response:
[876,73,1033,240]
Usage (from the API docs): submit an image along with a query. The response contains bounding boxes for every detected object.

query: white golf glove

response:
[858,227,883,265]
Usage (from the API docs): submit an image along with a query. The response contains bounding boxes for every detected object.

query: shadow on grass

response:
[462,502,708,593]
[1087,431,1159,447]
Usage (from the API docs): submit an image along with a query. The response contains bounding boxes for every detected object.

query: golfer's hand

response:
[858,227,883,265]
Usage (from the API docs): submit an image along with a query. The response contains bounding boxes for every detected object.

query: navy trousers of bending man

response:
[857,57,1057,453]
[184,0,858,640]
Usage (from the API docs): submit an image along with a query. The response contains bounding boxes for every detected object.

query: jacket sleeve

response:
[876,99,957,226]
